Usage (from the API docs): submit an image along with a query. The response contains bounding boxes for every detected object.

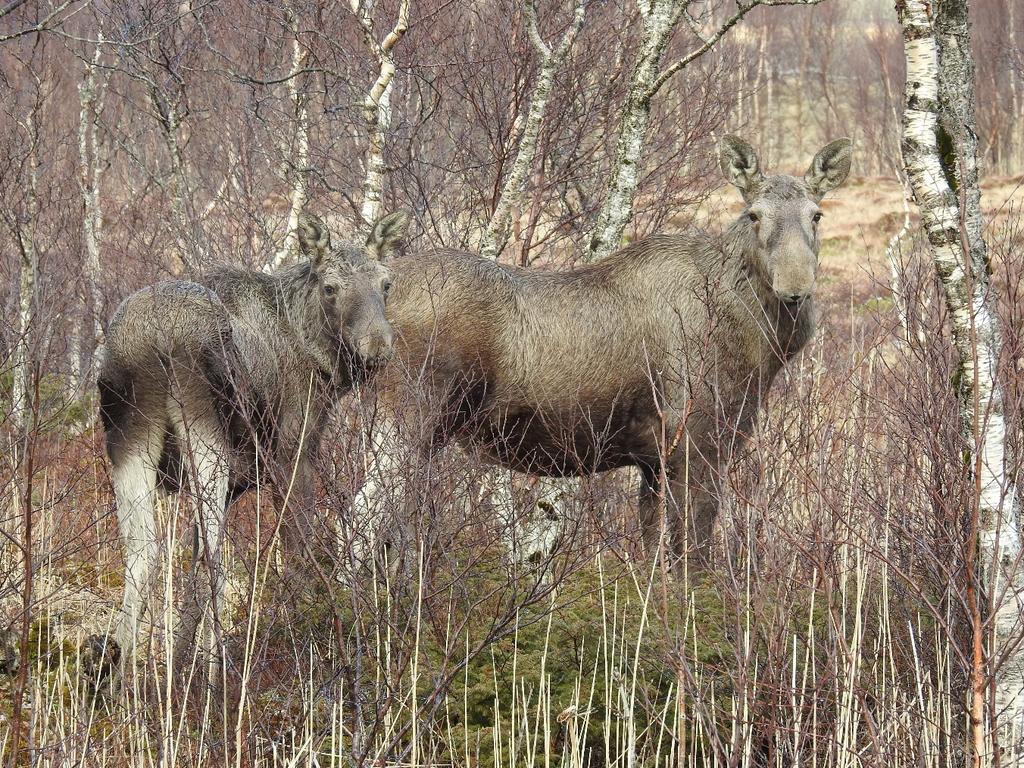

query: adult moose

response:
[92,211,408,687]
[356,137,851,570]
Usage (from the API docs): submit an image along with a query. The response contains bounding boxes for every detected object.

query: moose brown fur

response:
[360,137,852,568]
[94,211,407,682]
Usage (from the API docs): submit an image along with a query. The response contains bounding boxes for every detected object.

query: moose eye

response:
[812,212,823,223]
[323,284,337,297]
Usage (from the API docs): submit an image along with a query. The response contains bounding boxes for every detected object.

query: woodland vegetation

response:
[1,0,1023,766]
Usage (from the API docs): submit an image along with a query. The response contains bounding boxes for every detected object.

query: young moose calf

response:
[358,137,851,571]
[91,211,408,688]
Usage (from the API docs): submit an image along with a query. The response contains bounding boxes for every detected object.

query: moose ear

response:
[297,212,332,264]
[719,135,763,201]
[366,210,410,260]
[805,138,853,200]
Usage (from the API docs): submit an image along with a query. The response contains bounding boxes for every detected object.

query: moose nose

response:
[776,290,808,306]
[356,330,395,367]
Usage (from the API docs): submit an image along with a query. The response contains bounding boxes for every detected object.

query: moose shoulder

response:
[93,211,408,687]
[371,137,852,568]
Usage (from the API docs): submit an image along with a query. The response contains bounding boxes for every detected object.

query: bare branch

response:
[0,0,85,43]
[0,0,30,20]
[480,0,588,258]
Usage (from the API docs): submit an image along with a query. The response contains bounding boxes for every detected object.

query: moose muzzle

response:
[355,327,395,368]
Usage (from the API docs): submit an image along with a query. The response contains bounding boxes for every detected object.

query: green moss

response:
[26,617,75,670]
[860,295,895,314]
[430,566,834,768]
[218,557,871,764]
[443,566,660,767]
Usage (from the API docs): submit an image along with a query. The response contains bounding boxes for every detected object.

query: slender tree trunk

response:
[767,60,776,158]
[480,0,587,260]
[150,89,198,271]
[273,14,311,268]
[795,28,809,157]
[1010,2,1022,172]
[361,75,392,225]
[76,40,107,392]
[585,0,677,262]
[11,112,39,435]
[520,155,548,266]
[12,252,35,435]
[897,1,1024,763]
[201,141,242,221]
[754,25,766,136]
[355,0,410,225]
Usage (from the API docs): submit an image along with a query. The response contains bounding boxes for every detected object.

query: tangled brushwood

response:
[2,0,1023,765]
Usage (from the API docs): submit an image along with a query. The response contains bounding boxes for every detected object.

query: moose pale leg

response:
[171,412,229,684]
[112,441,161,666]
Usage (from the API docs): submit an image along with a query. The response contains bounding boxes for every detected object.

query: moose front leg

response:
[274,454,327,583]
[637,464,666,559]
[665,449,722,572]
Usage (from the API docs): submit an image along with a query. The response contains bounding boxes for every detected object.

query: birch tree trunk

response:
[354,0,410,225]
[897,1,1024,762]
[479,0,587,260]
[75,40,107,392]
[272,12,311,268]
[11,111,39,435]
[1010,2,1022,173]
[585,0,678,262]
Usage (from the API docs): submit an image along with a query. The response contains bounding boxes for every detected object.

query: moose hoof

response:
[0,628,20,676]
[81,634,121,695]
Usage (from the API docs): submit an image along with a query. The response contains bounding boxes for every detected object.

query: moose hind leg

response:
[171,415,229,685]
[109,432,163,685]
[637,464,666,560]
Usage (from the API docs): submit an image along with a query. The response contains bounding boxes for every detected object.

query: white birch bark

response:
[479,0,587,260]
[585,0,677,262]
[897,0,1024,760]
[354,0,410,225]
[76,40,108,391]
[11,113,40,435]
[272,13,311,268]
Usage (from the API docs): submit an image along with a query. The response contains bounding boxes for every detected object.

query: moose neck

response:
[722,217,816,369]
